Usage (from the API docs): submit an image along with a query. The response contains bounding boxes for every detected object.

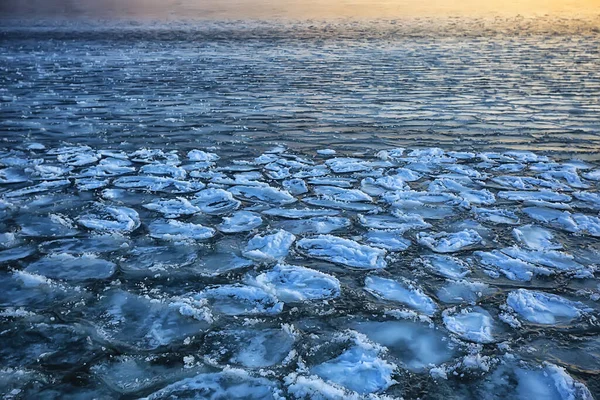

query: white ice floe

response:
[420,255,471,278]
[475,249,551,281]
[148,220,215,241]
[364,230,411,251]
[282,178,308,195]
[242,230,296,262]
[113,176,205,193]
[417,229,482,253]
[4,180,71,198]
[442,306,497,343]
[352,320,455,372]
[480,361,593,400]
[506,289,591,325]
[358,211,431,232]
[139,163,186,179]
[302,197,379,212]
[317,149,336,155]
[497,190,572,203]
[119,245,198,274]
[25,253,115,281]
[218,211,263,233]
[471,207,520,225]
[187,149,219,162]
[195,284,283,316]
[19,214,79,238]
[78,206,140,233]
[262,208,339,219]
[325,157,372,173]
[276,216,351,235]
[130,149,180,165]
[500,247,589,275]
[204,326,296,368]
[297,235,387,269]
[311,340,395,395]
[144,370,282,400]
[251,264,340,302]
[143,197,201,218]
[309,177,356,188]
[313,186,373,203]
[192,188,241,215]
[437,280,496,305]
[229,185,296,205]
[75,178,110,191]
[365,275,437,316]
[0,167,29,184]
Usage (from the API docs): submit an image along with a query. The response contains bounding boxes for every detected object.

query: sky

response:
[0,0,598,20]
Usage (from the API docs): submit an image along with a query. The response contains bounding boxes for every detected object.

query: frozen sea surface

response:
[1,19,600,399]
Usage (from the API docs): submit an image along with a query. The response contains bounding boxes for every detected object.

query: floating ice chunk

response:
[512,225,561,250]
[302,197,378,212]
[573,191,600,210]
[30,164,71,179]
[78,206,140,233]
[364,230,411,251]
[541,169,589,189]
[313,186,372,203]
[78,163,135,178]
[480,361,593,400]
[359,212,431,231]
[27,143,45,151]
[442,306,496,343]
[5,179,70,198]
[55,146,99,166]
[0,167,28,184]
[143,197,201,218]
[242,230,296,262]
[120,245,198,274]
[282,178,308,195]
[445,164,485,179]
[498,190,571,203]
[192,188,241,215]
[491,176,568,191]
[317,149,336,155]
[421,255,471,278]
[204,327,296,368]
[252,264,340,302]
[506,289,590,325]
[417,229,482,253]
[143,370,282,400]
[188,149,219,162]
[196,284,283,316]
[25,254,115,281]
[523,207,600,237]
[98,290,209,350]
[148,220,215,241]
[19,214,79,238]
[0,246,36,263]
[308,177,356,188]
[297,235,387,269]
[217,211,263,233]
[503,151,549,163]
[130,149,180,165]
[229,185,296,205]
[113,176,204,193]
[381,190,460,206]
[75,178,110,191]
[437,280,496,305]
[471,207,520,225]
[365,276,437,316]
[311,345,395,395]
[459,189,496,206]
[139,163,186,179]
[262,208,339,219]
[38,235,129,255]
[352,320,455,372]
[475,250,551,281]
[276,216,351,235]
[325,157,371,173]
[582,169,600,181]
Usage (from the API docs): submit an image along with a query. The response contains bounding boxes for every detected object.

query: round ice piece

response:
[297,235,387,269]
[197,284,283,316]
[25,254,116,281]
[506,289,589,325]
[193,188,241,215]
[421,255,471,279]
[253,264,340,302]
[365,275,437,316]
[512,225,561,251]
[443,306,496,343]
[417,229,482,253]
[143,197,201,218]
[78,206,140,233]
[242,230,296,262]
[148,220,215,241]
[218,211,263,233]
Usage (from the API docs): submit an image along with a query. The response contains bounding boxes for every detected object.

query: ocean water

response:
[1,19,599,399]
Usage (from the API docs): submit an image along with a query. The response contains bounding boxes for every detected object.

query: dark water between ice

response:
[1,20,600,400]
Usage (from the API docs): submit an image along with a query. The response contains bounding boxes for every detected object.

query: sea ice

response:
[363,230,411,251]
[192,188,241,215]
[143,197,201,218]
[506,289,590,325]
[365,275,437,316]
[242,230,296,262]
[417,229,482,253]
[195,284,283,316]
[297,235,387,269]
[251,264,340,302]
[442,306,497,343]
[78,206,140,233]
[218,211,263,233]
[275,216,351,235]
[420,255,471,278]
[148,219,215,241]
[229,185,296,205]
